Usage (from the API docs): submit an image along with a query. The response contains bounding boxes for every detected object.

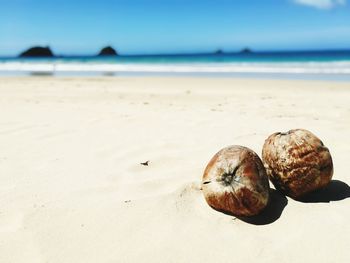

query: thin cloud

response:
[293,0,346,9]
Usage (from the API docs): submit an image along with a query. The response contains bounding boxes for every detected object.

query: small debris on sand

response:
[140,160,149,166]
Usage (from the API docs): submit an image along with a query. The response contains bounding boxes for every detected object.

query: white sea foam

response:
[1,61,350,74]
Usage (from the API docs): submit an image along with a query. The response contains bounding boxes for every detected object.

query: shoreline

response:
[1,72,350,82]
[1,53,350,81]
[2,75,350,84]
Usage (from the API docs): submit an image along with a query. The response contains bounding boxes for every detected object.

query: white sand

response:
[0,77,349,262]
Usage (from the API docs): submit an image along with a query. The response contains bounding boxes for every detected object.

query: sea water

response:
[1,50,350,81]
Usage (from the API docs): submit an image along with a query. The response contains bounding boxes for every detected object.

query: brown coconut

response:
[262,129,333,199]
[202,145,269,216]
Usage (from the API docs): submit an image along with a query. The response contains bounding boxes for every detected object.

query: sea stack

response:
[98,46,118,56]
[202,145,269,217]
[262,129,333,199]
[215,49,224,55]
[19,46,54,57]
[240,47,252,54]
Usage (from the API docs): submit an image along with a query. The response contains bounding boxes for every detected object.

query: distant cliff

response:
[19,46,54,57]
[98,46,118,56]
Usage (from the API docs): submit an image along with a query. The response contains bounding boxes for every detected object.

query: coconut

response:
[262,129,333,199]
[202,145,269,216]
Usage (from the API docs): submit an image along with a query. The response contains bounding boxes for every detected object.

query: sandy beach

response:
[0,76,349,263]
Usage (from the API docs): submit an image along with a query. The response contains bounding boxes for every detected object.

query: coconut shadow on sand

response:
[209,189,287,225]
[237,189,288,225]
[298,180,350,203]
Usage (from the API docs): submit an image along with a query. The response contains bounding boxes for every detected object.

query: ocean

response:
[1,50,350,81]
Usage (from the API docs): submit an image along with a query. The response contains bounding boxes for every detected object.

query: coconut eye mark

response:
[220,165,240,186]
[224,174,233,184]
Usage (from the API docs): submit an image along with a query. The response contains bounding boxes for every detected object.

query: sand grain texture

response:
[0,77,349,262]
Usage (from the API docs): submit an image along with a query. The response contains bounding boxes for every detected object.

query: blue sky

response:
[0,0,349,55]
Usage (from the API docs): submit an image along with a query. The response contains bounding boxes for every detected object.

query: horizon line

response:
[1,47,350,58]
